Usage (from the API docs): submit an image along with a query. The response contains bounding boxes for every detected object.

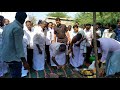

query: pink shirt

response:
[98,38,120,62]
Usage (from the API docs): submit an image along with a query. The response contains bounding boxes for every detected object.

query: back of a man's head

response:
[59,44,66,52]
[15,12,27,24]
[0,15,4,27]
[76,33,82,41]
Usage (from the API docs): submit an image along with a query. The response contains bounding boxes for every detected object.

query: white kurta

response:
[69,31,80,67]
[49,43,67,66]
[102,29,116,39]
[24,27,35,49]
[70,30,88,67]
[44,27,54,45]
[21,32,29,77]
[33,26,45,71]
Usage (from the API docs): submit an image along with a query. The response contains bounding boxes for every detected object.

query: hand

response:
[61,65,66,69]
[72,52,74,58]
[39,49,42,54]
[67,41,69,45]
[23,62,30,70]
[83,53,86,57]
[57,65,62,69]
[68,49,71,54]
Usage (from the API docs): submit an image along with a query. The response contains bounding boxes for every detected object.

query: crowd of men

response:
[1,12,120,78]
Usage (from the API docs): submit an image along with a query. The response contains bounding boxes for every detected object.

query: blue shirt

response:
[114,28,120,42]
[1,20,25,62]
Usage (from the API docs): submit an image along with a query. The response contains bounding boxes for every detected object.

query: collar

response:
[14,20,23,28]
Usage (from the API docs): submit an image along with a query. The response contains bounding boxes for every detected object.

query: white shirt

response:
[23,30,29,56]
[49,42,68,57]
[44,27,54,45]
[96,29,101,37]
[0,27,3,46]
[24,27,35,49]
[98,38,120,62]
[102,29,115,38]
[33,26,45,51]
[84,29,93,45]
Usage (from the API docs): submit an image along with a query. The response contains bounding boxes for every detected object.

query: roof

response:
[45,17,74,21]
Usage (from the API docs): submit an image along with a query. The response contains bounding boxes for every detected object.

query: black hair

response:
[25,20,32,24]
[59,44,66,52]
[0,15,4,27]
[91,39,100,48]
[15,12,27,24]
[73,25,78,28]
[75,22,79,24]
[117,19,120,23]
[55,17,61,21]
[38,20,42,25]
[76,33,82,41]
[86,23,91,26]
[0,15,4,21]
[109,24,116,30]
[48,22,53,25]
[68,25,72,27]
[96,22,101,26]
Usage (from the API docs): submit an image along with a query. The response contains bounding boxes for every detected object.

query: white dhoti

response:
[33,46,45,71]
[50,51,66,66]
[106,49,120,76]
[70,45,83,68]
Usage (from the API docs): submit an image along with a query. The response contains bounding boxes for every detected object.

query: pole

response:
[93,12,99,78]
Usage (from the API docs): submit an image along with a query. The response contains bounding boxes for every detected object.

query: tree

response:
[47,12,70,18]
[28,15,37,26]
[74,12,120,26]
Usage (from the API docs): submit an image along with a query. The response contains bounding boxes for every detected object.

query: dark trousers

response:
[84,46,92,64]
[7,61,22,78]
[45,45,50,64]
[27,48,33,69]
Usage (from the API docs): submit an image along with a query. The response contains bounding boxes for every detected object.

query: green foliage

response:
[74,12,120,26]
[47,12,70,18]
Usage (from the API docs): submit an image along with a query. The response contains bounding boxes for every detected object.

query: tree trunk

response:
[93,12,99,78]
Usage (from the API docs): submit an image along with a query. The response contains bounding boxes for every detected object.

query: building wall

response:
[45,18,74,27]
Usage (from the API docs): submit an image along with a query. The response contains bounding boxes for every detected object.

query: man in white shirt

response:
[69,25,82,69]
[21,30,29,77]
[49,42,68,68]
[33,21,46,71]
[44,22,54,65]
[83,24,93,65]
[95,23,102,38]
[102,24,116,39]
[91,38,120,76]
[24,20,34,69]
[84,24,93,45]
